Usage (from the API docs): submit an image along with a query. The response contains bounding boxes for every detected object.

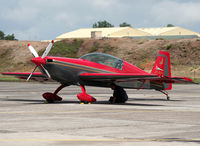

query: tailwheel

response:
[156,90,170,101]
[167,96,170,101]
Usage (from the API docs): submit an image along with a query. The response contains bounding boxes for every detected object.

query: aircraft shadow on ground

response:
[1,98,44,103]
[92,101,164,106]
[128,98,184,102]
[1,98,167,106]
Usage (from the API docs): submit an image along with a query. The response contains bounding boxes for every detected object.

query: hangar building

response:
[56,27,200,41]
[56,27,150,41]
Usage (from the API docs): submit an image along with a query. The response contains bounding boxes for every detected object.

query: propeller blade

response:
[41,64,51,78]
[27,41,53,80]
[26,66,38,82]
[28,44,39,58]
[41,40,54,58]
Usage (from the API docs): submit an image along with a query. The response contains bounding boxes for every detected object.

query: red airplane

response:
[2,40,194,103]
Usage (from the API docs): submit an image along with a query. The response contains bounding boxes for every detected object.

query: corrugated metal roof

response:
[138,27,177,35]
[138,27,200,37]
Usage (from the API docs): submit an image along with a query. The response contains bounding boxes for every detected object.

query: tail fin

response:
[151,51,172,90]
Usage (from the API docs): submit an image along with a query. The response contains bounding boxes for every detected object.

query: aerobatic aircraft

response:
[2,40,195,103]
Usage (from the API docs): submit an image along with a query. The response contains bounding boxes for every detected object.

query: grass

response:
[0,49,12,69]
[156,38,165,40]
[166,44,172,50]
[193,78,200,83]
[0,76,22,82]
[103,44,115,53]
[89,42,100,53]
[39,39,84,58]
[89,47,98,53]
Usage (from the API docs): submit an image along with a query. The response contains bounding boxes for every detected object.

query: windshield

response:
[80,53,123,70]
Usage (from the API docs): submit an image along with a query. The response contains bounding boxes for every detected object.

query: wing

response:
[79,73,195,83]
[2,72,51,82]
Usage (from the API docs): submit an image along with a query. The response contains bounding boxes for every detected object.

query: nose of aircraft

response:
[31,57,46,66]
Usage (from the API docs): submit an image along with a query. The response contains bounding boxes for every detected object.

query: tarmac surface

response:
[0,82,200,146]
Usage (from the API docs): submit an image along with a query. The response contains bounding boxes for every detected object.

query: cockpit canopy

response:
[80,53,123,70]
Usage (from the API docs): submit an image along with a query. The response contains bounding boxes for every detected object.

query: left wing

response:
[2,72,51,82]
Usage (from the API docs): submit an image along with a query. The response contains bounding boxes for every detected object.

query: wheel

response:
[44,101,48,104]
[46,99,55,103]
[80,101,91,104]
[167,96,170,100]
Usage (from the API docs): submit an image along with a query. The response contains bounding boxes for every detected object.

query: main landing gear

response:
[43,84,67,103]
[77,85,96,104]
[42,84,96,103]
[157,90,170,100]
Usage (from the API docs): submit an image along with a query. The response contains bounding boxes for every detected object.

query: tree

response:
[4,34,16,40]
[0,30,17,40]
[119,22,131,27]
[167,24,175,27]
[0,30,5,40]
[93,20,114,28]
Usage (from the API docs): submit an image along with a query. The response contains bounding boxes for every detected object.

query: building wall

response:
[91,31,102,38]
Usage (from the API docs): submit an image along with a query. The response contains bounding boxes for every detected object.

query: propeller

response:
[28,44,39,58]
[27,66,38,81]
[26,40,54,81]
[42,40,54,58]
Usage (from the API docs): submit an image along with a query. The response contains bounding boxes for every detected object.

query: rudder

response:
[151,51,172,90]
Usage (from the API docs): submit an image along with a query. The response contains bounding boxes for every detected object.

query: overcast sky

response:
[0,0,200,40]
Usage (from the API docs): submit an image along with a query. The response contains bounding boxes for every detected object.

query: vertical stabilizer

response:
[151,51,172,90]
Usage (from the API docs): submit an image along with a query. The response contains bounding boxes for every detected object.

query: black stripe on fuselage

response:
[49,60,114,73]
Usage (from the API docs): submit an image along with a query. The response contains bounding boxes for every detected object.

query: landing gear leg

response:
[77,85,96,104]
[157,90,170,100]
[43,84,68,103]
